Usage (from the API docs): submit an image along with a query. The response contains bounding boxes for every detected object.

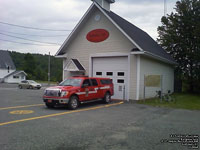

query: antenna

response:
[164,0,167,16]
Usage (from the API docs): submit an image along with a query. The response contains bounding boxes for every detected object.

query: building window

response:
[117,79,124,83]
[118,72,125,76]
[106,72,113,76]
[96,72,102,76]
[13,76,19,79]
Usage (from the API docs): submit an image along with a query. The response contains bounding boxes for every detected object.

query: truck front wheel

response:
[45,103,54,108]
[68,95,79,110]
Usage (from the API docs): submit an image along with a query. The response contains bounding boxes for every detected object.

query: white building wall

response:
[0,69,15,78]
[63,8,134,76]
[61,8,138,100]
[139,56,174,99]
[4,73,26,83]
[129,55,137,100]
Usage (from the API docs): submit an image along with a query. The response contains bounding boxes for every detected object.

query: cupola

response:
[91,0,115,11]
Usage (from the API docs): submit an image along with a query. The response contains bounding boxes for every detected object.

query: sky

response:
[0,0,177,55]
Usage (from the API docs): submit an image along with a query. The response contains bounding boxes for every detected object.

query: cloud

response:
[0,0,177,55]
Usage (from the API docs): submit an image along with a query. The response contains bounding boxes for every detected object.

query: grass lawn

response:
[137,93,200,110]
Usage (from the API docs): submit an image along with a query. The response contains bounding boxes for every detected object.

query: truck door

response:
[79,79,93,101]
[90,79,101,99]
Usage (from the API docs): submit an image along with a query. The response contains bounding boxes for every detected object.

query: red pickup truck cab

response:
[43,76,114,109]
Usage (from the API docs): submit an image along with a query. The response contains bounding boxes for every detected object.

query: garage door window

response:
[106,72,113,76]
[118,72,125,76]
[96,72,102,76]
[117,79,124,83]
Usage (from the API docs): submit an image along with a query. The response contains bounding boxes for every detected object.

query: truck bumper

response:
[43,98,69,105]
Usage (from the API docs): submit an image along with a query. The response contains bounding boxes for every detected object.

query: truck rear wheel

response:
[103,92,111,103]
[68,95,79,110]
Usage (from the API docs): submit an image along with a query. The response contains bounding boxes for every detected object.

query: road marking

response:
[0,102,124,126]
[9,110,34,115]
[0,104,44,110]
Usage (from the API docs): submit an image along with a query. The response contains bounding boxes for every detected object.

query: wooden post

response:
[160,75,163,102]
[143,75,146,102]
[48,52,51,86]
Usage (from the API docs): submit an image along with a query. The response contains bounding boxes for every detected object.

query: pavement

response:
[0,84,199,150]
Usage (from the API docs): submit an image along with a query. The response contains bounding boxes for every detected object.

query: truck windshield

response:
[59,79,82,87]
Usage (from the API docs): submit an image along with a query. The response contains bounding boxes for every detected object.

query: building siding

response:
[129,55,137,100]
[4,72,26,83]
[63,9,135,73]
[139,56,174,99]
[0,69,15,79]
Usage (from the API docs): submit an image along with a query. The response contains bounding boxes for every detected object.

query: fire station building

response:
[55,0,176,100]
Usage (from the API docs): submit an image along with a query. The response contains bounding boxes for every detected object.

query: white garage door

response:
[92,56,128,100]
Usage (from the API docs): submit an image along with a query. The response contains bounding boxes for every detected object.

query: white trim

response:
[131,51,177,65]
[136,55,140,100]
[65,60,78,71]
[13,71,27,76]
[127,53,130,101]
[55,54,67,58]
[89,52,130,100]
[131,51,145,55]
[63,58,67,80]
[65,59,86,72]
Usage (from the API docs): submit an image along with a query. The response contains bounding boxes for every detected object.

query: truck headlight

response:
[61,91,68,97]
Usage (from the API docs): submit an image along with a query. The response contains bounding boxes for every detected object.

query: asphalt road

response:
[0,84,199,150]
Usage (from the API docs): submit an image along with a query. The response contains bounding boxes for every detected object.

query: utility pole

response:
[48,52,50,86]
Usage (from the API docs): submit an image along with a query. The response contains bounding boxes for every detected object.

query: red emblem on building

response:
[86,29,109,43]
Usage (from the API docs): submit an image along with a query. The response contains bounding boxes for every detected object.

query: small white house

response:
[0,50,27,83]
[3,70,27,83]
[55,0,176,100]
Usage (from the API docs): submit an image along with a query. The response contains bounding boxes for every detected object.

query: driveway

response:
[0,84,199,150]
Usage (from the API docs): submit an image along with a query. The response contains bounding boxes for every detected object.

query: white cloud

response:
[0,0,177,55]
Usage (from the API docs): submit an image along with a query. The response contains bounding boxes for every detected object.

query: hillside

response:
[9,51,62,82]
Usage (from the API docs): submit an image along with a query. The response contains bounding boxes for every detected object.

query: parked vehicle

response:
[43,76,114,109]
[18,80,42,89]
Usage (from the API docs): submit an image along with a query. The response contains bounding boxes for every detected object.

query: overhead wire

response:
[0,39,58,46]
[0,32,61,45]
[0,30,69,37]
[0,21,71,31]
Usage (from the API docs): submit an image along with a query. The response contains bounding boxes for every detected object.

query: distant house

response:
[0,50,27,83]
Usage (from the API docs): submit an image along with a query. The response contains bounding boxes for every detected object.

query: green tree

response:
[24,53,36,79]
[10,51,62,82]
[157,0,200,93]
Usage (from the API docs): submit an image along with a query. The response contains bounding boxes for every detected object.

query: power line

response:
[0,32,61,45]
[0,21,72,31]
[0,30,68,37]
[0,39,58,46]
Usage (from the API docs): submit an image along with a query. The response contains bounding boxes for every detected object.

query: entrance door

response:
[92,56,128,100]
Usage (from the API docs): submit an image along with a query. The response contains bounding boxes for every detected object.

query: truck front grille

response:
[45,90,61,97]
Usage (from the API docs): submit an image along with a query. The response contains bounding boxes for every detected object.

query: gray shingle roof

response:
[71,59,85,71]
[103,10,176,63]
[3,70,27,79]
[0,50,16,70]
